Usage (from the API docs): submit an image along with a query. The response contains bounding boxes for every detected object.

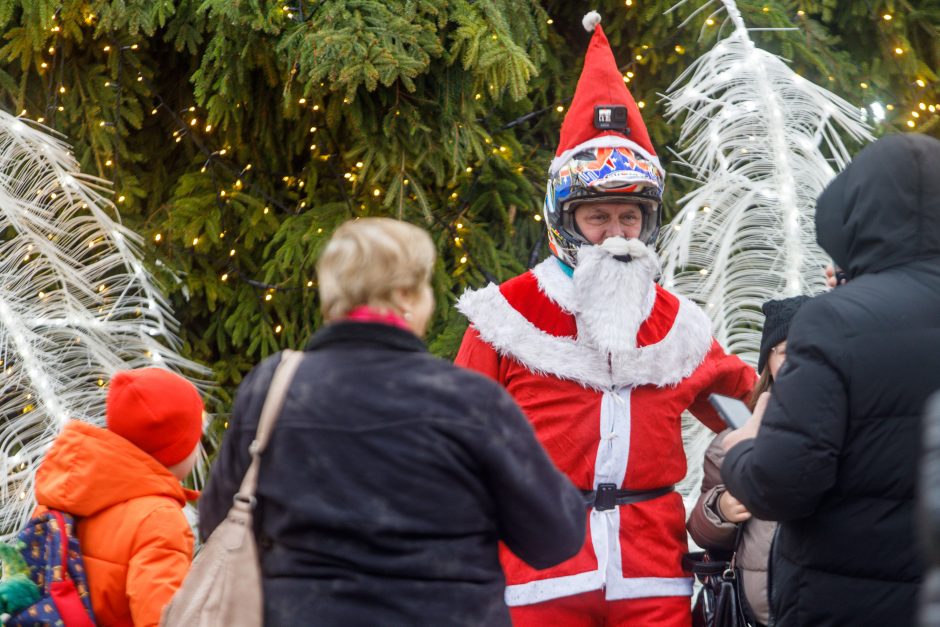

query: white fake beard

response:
[572,238,661,356]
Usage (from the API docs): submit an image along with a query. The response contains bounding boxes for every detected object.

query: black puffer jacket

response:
[200,322,586,626]
[722,133,940,627]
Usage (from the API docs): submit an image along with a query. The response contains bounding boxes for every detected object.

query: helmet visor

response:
[565,197,660,246]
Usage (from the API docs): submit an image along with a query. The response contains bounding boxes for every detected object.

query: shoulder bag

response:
[684,525,756,627]
[160,350,304,627]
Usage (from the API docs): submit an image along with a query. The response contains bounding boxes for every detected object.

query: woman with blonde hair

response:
[200,218,586,626]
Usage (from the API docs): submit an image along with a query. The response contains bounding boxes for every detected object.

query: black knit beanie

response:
[758,295,811,374]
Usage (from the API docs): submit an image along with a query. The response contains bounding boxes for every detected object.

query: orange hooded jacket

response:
[34,420,198,627]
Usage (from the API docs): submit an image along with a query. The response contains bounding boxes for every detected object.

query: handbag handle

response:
[727,519,745,571]
[233,350,304,508]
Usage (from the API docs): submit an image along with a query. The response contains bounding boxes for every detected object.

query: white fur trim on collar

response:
[549,135,664,178]
[457,279,712,390]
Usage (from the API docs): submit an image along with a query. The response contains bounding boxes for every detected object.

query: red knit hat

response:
[105,368,204,467]
[549,11,662,178]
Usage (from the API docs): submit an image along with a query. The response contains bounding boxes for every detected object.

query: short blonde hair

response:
[317,218,436,320]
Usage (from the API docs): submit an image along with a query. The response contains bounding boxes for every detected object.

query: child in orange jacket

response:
[34,368,203,627]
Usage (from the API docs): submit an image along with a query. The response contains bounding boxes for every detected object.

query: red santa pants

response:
[509,590,691,627]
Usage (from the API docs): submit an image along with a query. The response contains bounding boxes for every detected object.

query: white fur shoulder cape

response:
[457,258,713,390]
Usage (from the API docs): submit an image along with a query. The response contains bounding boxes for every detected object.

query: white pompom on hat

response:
[582,10,602,32]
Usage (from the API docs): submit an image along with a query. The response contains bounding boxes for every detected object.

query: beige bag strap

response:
[233,349,304,508]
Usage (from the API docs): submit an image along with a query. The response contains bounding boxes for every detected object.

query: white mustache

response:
[598,236,648,258]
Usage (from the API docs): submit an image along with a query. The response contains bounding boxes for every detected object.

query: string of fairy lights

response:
[16,3,940,339]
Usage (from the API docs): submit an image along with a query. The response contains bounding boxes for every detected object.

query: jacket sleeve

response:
[455,325,501,383]
[721,299,848,522]
[198,355,279,540]
[477,385,586,569]
[687,432,739,551]
[687,340,757,433]
[126,505,195,627]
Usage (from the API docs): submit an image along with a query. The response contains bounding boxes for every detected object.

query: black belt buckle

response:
[594,483,617,511]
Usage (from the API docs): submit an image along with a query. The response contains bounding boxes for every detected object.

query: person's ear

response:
[389,287,415,316]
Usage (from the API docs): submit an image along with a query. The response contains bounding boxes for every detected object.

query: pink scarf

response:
[343,306,411,331]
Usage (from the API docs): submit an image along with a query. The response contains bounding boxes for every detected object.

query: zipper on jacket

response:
[766,526,779,627]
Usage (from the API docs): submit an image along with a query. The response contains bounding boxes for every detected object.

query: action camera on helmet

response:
[594,105,629,133]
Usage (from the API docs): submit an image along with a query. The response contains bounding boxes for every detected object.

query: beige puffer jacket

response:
[687,430,776,626]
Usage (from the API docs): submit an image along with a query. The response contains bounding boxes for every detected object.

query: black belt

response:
[581,483,674,511]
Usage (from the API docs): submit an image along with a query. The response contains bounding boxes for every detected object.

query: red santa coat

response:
[455,258,755,606]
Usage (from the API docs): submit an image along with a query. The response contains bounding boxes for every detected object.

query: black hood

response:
[815,133,940,279]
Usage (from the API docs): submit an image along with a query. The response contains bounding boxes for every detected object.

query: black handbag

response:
[683,527,755,627]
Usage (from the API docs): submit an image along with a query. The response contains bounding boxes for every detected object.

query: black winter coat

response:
[200,322,586,626]
[722,133,940,627]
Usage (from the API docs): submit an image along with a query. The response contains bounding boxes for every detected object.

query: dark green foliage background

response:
[0,0,936,416]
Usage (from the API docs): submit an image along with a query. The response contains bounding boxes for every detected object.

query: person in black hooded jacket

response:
[720,133,940,627]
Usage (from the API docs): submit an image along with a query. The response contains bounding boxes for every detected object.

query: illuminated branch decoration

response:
[659,0,872,511]
[0,110,205,538]
[660,0,872,365]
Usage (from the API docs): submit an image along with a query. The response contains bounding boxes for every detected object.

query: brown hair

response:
[747,368,773,410]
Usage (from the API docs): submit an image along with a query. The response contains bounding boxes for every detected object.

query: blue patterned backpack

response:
[2,510,96,626]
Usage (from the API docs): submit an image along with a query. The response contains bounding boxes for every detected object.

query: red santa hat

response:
[549,11,663,178]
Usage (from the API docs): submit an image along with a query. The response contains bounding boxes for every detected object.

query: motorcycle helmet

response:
[543,145,664,268]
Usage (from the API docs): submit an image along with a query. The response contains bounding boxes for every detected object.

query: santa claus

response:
[455,12,756,626]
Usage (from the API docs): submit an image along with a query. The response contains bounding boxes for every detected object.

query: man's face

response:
[573,201,644,245]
